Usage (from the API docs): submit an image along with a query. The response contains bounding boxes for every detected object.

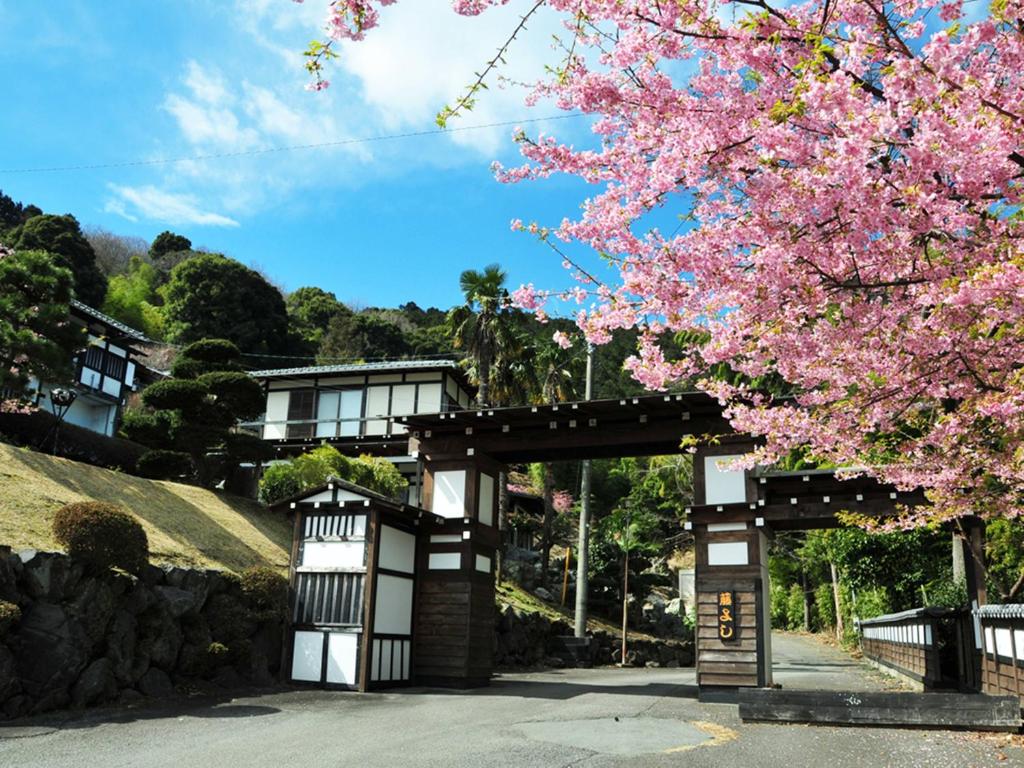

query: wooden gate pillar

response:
[411,443,504,687]
[689,442,773,701]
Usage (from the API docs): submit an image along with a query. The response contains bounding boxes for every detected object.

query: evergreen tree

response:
[0,249,81,400]
[5,214,107,307]
[161,253,289,356]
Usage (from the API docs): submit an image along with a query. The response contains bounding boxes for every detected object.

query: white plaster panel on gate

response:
[430,535,462,544]
[703,455,748,505]
[378,526,416,574]
[374,574,413,635]
[300,540,365,570]
[996,627,1013,658]
[299,489,371,505]
[475,554,492,574]
[985,626,994,653]
[291,631,325,682]
[1016,630,1024,660]
[326,632,359,685]
[707,522,747,533]
[478,473,495,527]
[428,552,461,570]
[925,624,933,647]
[707,541,749,566]
[432,470,467,519]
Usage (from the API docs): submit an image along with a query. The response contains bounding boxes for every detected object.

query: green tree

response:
[985,519,1024,602]
[102,256,165,339]
[318,311,410,361]
[161,254,289,356]
[287,286,352,351]
[258,444,408,504]
[0,190,35,234]
[149,230,192,261]
[0,249,81,399]
[124,339,270,486]
[445,264,518,407]
[5,214,107,306]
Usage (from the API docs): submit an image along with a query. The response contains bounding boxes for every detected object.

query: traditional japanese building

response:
[245,360,475,504]
[29,300,151,437]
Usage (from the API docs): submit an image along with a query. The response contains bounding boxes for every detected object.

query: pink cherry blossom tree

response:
[303,0,1024,527]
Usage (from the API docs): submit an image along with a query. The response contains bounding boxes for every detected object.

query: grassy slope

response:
[0,442,291,573]
[496,581,667,642]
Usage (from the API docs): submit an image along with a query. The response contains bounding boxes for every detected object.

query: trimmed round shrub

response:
[136,449,194,480]
[0,600,21,637]
[197,371,265,420]
[52,501,149,575]
[142,378,208,411]
[179,338,241,364]
[239,566,288,619]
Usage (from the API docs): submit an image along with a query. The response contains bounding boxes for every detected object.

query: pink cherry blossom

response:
[305,0,1024,527]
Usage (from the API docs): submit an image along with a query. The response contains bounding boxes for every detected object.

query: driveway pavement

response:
[1,633,1020,768]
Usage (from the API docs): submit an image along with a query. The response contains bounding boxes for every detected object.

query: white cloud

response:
[116,2,586,224]
[336,0,564,154]
[106,184,239,227]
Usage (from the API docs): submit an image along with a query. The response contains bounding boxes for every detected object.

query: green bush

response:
[259,463,302,504]
[239,566,288,619]
[136,449,194,479]
[52,501,149,574]
[925,578,968,609]
[770,582,790,629]
[853,586,890,620]
[0,600,21,636]
[786,583,805,631]
[260,445,409,504]
[814,582,836,630]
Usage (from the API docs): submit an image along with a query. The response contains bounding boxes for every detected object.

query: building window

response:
[287,390,316,439]
[104,353,126,381]
[83,345,104,372]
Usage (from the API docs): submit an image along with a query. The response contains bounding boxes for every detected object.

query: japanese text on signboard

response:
[718,591,736,642]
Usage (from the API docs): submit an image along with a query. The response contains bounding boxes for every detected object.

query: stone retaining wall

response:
[0,549,283,719]
[494,604,694,669]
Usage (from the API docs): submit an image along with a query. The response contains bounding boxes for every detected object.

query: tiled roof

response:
[248,359,462,379]
[70,299,152,343]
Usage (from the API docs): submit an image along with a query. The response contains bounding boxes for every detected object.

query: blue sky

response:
[0,0,644,311]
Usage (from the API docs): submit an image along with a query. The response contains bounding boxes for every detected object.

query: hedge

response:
[52,501,149,575]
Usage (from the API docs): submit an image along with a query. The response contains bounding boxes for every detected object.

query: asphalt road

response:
[1,633,1020,768]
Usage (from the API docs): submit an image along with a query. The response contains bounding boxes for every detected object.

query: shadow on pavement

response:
[1,690,285,734]
[402,679,699,702]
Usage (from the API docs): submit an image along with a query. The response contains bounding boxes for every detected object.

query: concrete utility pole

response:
[574,343,594,638]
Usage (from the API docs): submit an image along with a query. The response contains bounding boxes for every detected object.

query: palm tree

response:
[445,264,514,407]
[446,264,533,583]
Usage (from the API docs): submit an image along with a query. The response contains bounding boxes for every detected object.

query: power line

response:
[0,113,584,175]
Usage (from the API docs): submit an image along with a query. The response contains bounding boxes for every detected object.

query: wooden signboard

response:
[718,591,737,642]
